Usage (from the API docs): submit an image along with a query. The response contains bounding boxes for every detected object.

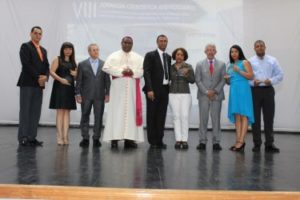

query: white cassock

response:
[102,50,144,142]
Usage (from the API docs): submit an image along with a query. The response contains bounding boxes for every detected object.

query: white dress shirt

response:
[89,58,99,76]
[249,55,283,86]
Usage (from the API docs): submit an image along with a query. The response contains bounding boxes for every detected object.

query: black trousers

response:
[18,86,43,142]
[146,85,169,145]
[251,86,275,146]
[80,99,105,140]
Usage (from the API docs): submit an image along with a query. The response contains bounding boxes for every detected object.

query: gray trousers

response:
[80,99,105,140]
[18,87,43,142]
[198,98,222,144]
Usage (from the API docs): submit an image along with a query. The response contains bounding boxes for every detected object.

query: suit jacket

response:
[75,58,111,101]
[143,49,171,93]
[17,41,49,88]
[195,58,226,101]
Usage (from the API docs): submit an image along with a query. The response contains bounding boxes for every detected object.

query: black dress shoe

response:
[213,143,222,151]
[157,143,167,149]
[252,145,261,152]
[79,139,89,147]
[124,140,138,149]
[19,138,29,146]
[150,144,159,149]
[182,142,189,149]
[197,143,206,150]
[265,144,280,153]
[93,140,101,148]
[30,139,43,147]
[174,142,181,149]
[111,140,118,149]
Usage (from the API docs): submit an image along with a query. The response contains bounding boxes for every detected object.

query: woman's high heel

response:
[233,142,246,152]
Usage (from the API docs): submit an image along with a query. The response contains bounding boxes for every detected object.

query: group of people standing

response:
[17,26,283,153]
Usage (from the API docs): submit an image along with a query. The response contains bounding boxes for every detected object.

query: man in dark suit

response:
[75,44,111,148]
[17,26,49,146]
[143,35,171,149]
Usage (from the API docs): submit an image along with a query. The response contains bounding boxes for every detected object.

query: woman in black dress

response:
[49,42,77,145]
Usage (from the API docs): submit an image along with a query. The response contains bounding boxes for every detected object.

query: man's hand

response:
[264,79,272,86]
[122,67,133,76]
[38,75,47,87]
[76,96,82,104]
[207,90,215,100]
[105,95,109,103]
[254,79,262,86]
[147,91,155,101]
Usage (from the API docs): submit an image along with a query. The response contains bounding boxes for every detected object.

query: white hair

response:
[204,43,216,51]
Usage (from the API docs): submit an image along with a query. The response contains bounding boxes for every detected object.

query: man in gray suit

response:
[195,44,226,151]
[75,44,111,148]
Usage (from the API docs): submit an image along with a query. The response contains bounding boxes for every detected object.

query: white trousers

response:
[169,93,192,142]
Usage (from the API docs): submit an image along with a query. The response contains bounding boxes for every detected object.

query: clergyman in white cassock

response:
[102,37,144,148]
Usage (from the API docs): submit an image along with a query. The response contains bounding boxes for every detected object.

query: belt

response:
[252,86,273,89]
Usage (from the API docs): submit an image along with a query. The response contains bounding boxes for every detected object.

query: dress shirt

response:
[157,48,169,85]
[89,58,99,76]
[249,55,283,86]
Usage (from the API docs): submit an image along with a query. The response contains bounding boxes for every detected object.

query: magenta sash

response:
[112,76,143,126]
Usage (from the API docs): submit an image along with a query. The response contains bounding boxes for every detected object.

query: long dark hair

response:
[229,44,246,63]
[59,42,77,69]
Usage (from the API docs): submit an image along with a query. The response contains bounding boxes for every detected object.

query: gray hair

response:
[88,43,99,52]
[204,43,216,51]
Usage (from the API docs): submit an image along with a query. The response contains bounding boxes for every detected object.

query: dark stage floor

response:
[0,126,299,191]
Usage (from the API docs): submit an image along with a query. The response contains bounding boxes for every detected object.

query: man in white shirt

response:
[143,35,171,149]
[102,36,144,149]
[249,40,284,153]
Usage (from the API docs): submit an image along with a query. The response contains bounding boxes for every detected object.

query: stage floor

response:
[0,126,299,191]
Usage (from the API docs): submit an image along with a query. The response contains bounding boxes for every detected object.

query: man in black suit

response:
[17,26,49,146]
[143,35,171,149]
[75,44,111,148]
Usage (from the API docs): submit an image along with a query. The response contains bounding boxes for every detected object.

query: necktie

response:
[209,60,214,75]
[162,53,169,80]
[36,46,43,61]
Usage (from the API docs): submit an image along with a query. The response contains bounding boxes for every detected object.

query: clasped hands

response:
[207,89,216,100]
[122,67,133,76]
[254,79,271,86]
[60,69,77,86]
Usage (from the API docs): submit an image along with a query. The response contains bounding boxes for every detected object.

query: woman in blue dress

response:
[225,45,254,151]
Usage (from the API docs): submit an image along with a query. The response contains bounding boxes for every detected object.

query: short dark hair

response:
[156,34,167,42]
[31,26,42,33]
[121,36,133,43]
[172,47,188,61]
[254,40,265,47]
[229,45,246,63]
